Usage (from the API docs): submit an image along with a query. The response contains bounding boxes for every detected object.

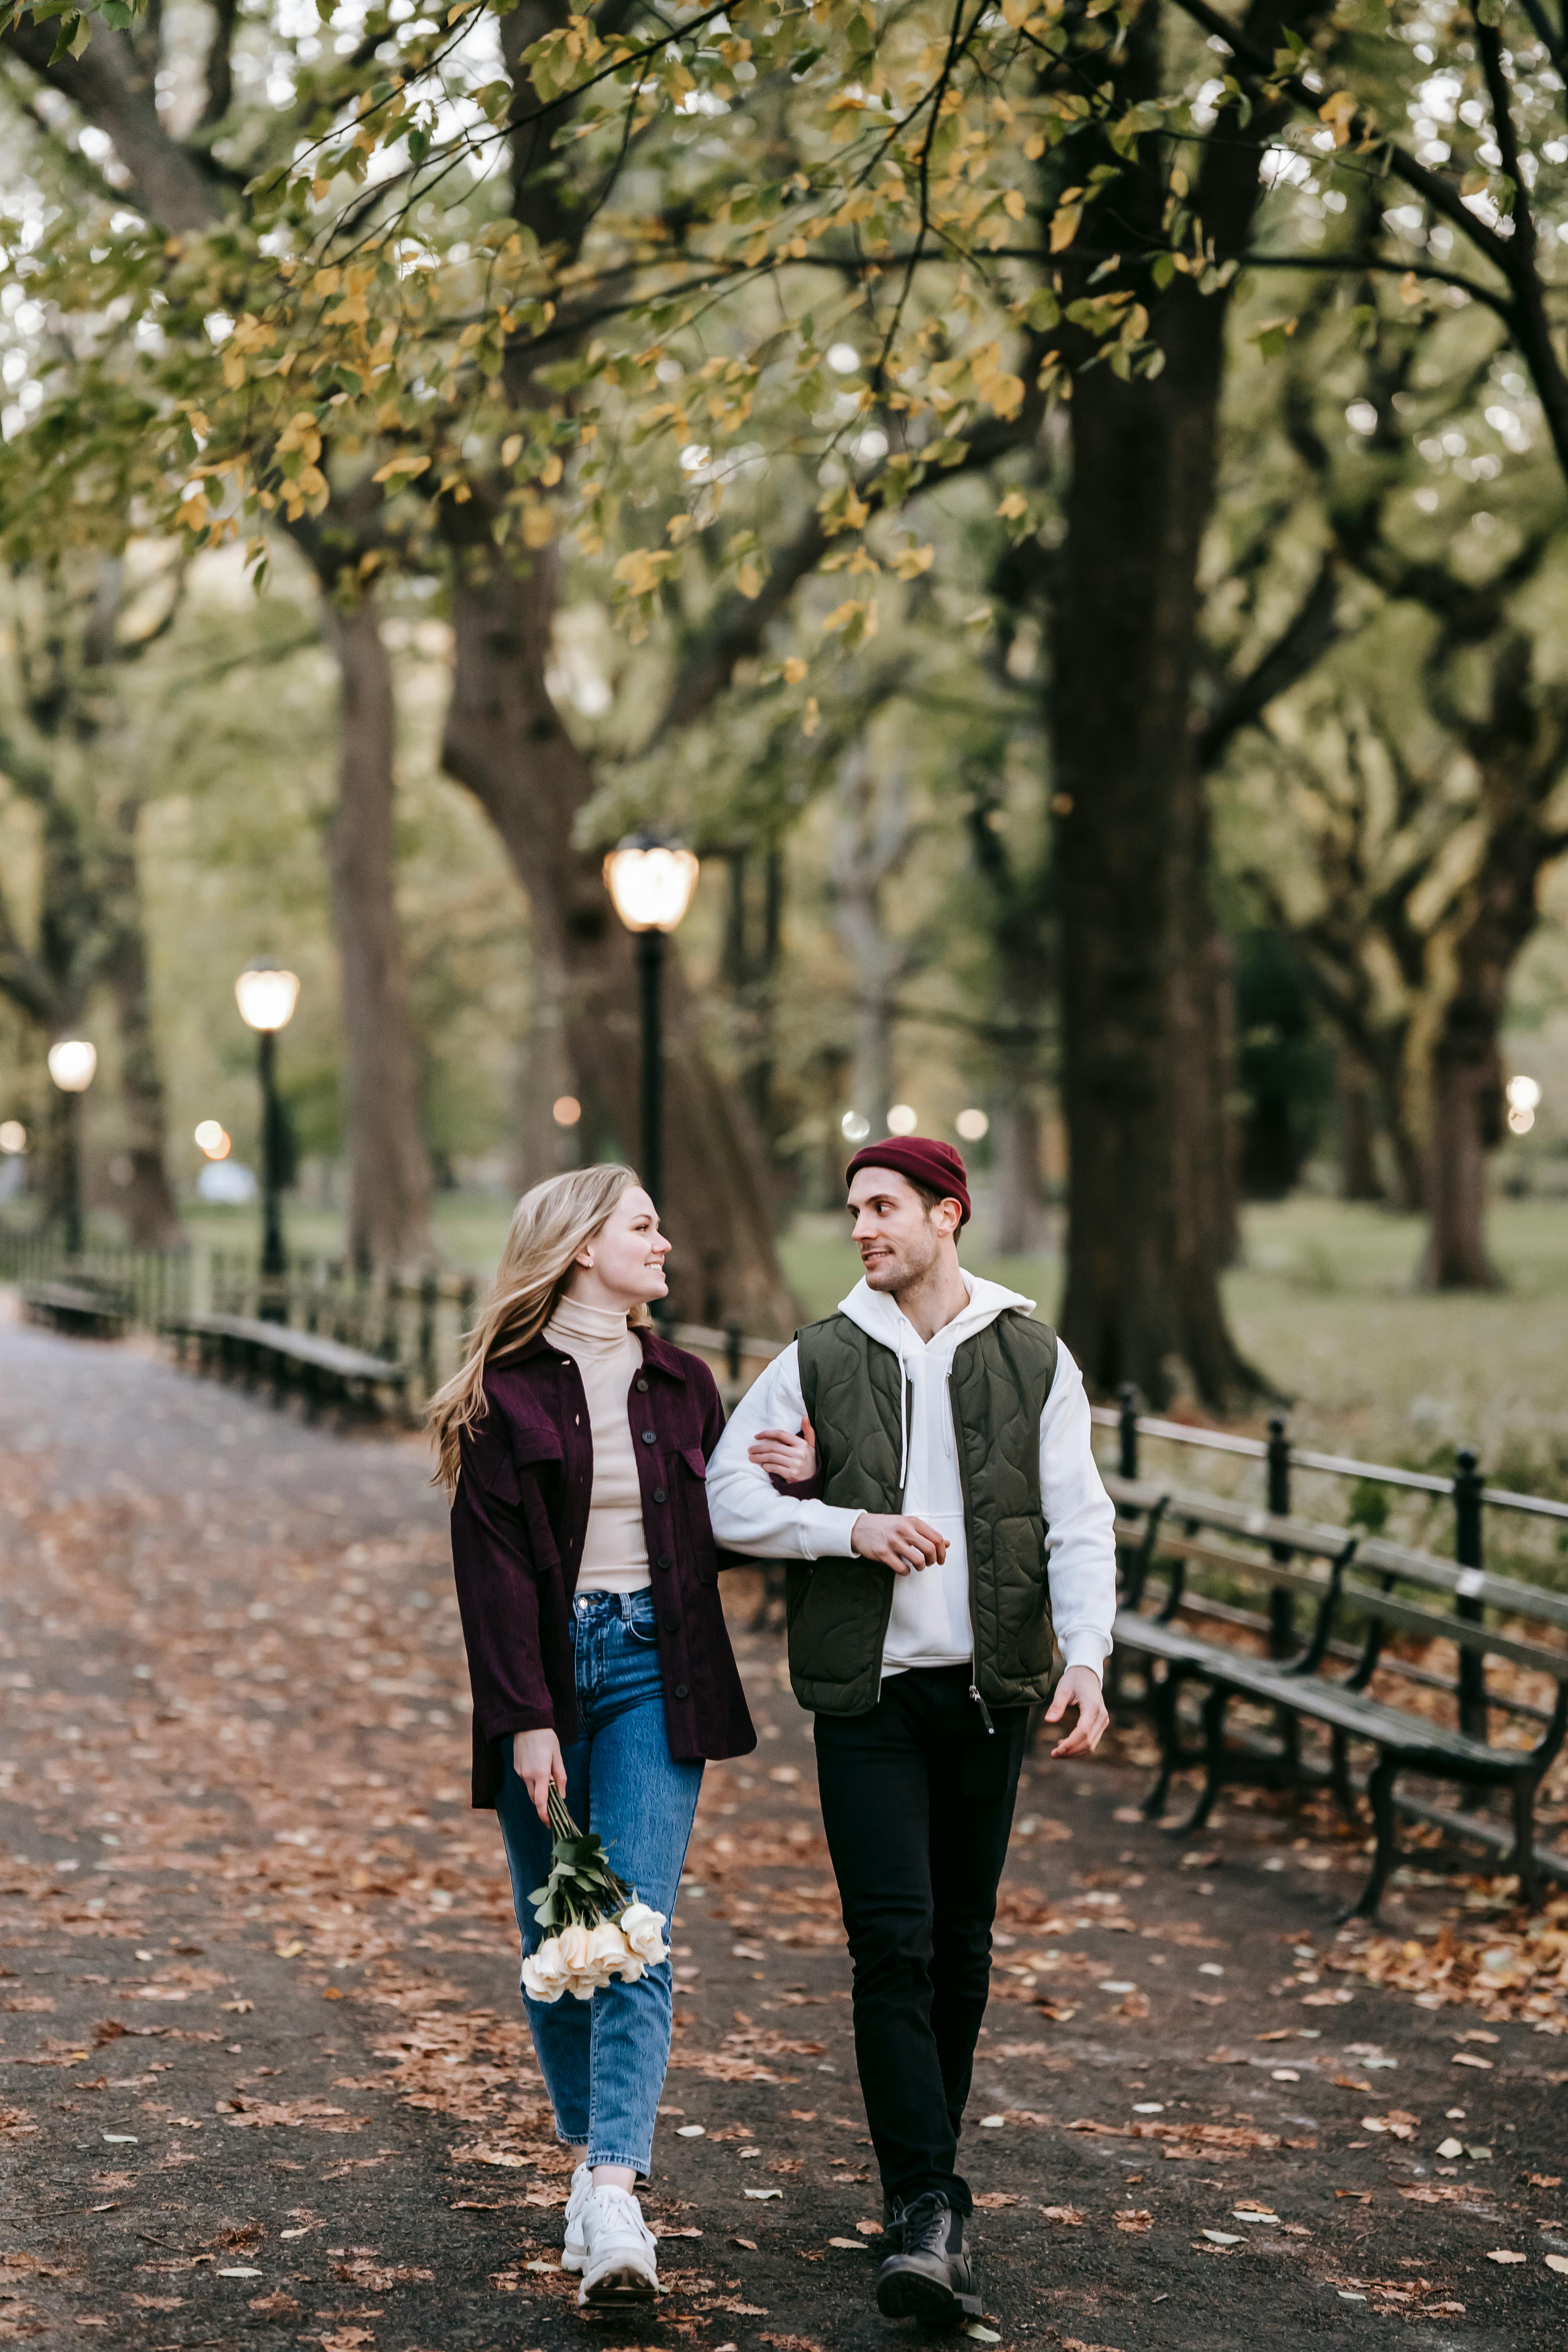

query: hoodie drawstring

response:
[896,1322,909,1497]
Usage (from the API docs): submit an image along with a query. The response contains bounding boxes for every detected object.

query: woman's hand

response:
[513,1728,567,1823]
[747,1413,817,1485]
[1041,1665,1110,1758]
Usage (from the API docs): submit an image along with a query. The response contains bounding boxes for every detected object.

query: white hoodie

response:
[705,1273,1116,1680]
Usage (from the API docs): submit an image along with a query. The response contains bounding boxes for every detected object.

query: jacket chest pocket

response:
[667,1445,718,1585]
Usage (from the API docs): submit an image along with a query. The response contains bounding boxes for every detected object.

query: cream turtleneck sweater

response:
[543,1292,651,1592]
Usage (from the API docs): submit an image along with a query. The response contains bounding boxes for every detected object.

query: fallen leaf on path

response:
[1526,2173,1561,2188]
[1201,2230,1243,2245]
[1040,2205,1085,2225]
[827,2238,868,2250]
[744,2188,783,2200]
[1545,2254,1568,2275]
[1452,2052,1493,2070]
[730,2237,757,2249]
[971,2193,1018,2209]
[1114,2210,1152,2232]
[1486,2249,1526,2263]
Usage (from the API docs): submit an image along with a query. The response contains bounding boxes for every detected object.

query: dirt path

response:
[2,1313,1566,2352]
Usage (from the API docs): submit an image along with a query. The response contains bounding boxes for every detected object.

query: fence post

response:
[456,1280,477,1373]
[1267,1413,1296,1658]
[419,1272,438,1396]
[1116,1383,1139,1480]
[1454,1446,1487,1740]
[726,1323,743,1385]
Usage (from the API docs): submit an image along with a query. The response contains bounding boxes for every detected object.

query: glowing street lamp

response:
[235,956,299,1304]
[602,832,700,1209]
[47,1037,96,1256]
[1506,1073,1542,1137]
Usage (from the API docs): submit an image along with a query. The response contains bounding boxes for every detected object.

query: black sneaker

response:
[874,2190,982,2326]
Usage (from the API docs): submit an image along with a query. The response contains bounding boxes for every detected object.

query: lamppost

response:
[234,956,299,1312]
[601,831,700,1210]
[46,1038,97,1258]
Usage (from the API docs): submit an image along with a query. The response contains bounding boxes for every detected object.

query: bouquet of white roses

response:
[519,1789,668,2004]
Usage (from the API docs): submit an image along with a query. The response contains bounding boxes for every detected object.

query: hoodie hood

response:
[835,1270,1036,1350]
[835,1272,1038,1494]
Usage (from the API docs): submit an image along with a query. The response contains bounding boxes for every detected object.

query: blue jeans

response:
[495,1588,704,2175]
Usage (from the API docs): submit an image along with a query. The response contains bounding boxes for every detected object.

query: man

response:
[706,1137,1116,2327]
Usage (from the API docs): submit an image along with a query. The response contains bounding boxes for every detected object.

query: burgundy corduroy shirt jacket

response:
[450,1327,757,1806]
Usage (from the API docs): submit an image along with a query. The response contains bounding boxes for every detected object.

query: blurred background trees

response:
[0,0,1565,1406]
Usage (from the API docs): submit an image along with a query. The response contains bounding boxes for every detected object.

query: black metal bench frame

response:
[164,1312,409,1422]
[21,1279,131,1340]
[1110,1477,1568,1918]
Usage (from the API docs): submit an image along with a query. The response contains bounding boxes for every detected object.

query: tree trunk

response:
[1047,0,1312,1407]
[439,536,797,1334]
[1054,363,1261,1407]
[320,593,435,1271]
[994,1085,1045,1255]
[1418,1018,1504,1289]
[1336,1047,1384,1201]
[831,742,915,1143]
[514,939,576,1192]
[101,794,183,1247]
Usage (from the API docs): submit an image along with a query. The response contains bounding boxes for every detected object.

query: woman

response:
[429,1165,755,2305]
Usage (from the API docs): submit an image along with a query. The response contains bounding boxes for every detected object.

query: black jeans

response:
[814,1665,1029,2215]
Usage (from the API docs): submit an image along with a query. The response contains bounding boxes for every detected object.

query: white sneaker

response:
[560,2161,593,2271]
[567,2182,660,2305]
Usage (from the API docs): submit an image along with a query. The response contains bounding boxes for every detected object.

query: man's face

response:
[847,1167,958,1292]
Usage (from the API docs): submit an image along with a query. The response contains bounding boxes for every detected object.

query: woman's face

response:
[571,1186,671,1308]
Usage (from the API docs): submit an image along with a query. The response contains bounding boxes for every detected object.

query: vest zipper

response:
[969,1682,995,1735]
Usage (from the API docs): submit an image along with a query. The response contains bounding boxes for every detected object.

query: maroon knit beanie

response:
[845,1136,971,1228]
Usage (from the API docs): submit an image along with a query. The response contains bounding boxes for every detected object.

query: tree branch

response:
[2,19,223,233]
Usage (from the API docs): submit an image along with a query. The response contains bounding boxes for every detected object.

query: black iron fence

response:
[0,1229,481,1404]
[0,1229,793,1408]
[1096,1385,1568,1595]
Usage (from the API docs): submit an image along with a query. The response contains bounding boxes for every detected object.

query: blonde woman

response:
[429,1166,756,2305]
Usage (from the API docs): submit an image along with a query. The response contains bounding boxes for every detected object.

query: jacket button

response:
[664,1613,679,1632]
[641,1429,657,1445]
[673,1682,689,1700]
[653,1487,666,1504]
[657,1552,674,1570]
[636,1377,649,1392]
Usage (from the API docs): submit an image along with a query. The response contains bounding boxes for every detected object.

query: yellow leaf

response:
[370,453,432,483]
[737,561,762,598]
[539,451,564,487]
[1004,189,1026,222]
[803,695,821,737]
[1049,201,1082,254]
[891,543,934,581]
[1318,88,1356,147]
[996,490,1028,520]
[1024,131,1045,161]
[782,656,808,684]
[501,435,524,466]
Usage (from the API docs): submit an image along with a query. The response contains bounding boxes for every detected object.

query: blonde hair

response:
[427,1163,648,1494]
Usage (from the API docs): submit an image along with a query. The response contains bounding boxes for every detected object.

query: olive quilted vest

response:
[790,1307,1060,1716]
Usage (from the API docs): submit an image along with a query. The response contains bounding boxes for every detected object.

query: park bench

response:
[1107,1473,1568,1918]
[21,1276,131,1339]
[163,1310,409,1421]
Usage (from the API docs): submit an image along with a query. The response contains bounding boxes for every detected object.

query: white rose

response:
[588,1920,633,1977]
[557,1922,593,1972]
[522,1936,571,2004]
[618,1902,668,1965]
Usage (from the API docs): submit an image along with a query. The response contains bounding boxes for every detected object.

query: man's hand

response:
[1042,1664,1109,1758]
[512,1728,567,1823]
[747,1413,817,1484]
[850,1512,949,1575]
